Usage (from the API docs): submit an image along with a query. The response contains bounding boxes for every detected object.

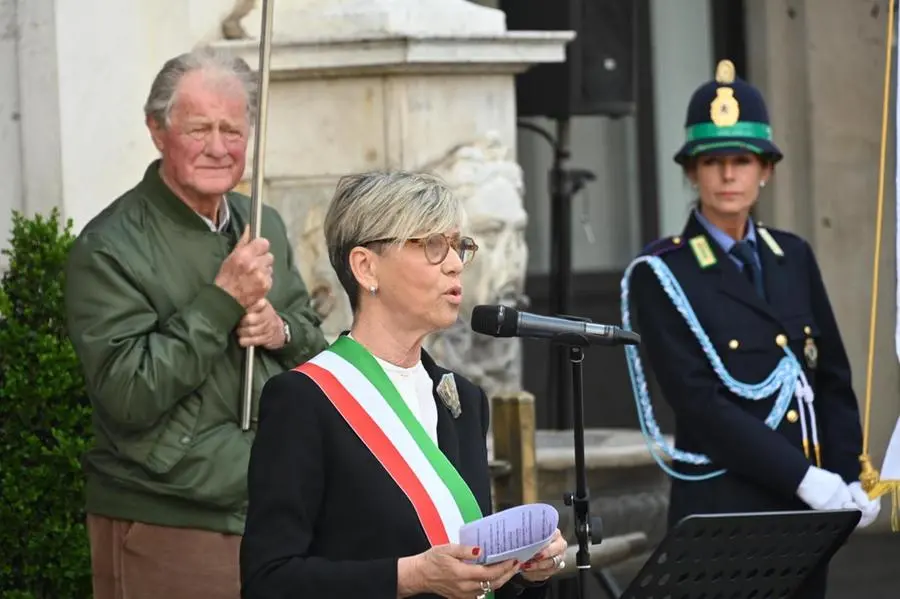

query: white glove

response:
[848,481,881,528]
[796,466,857,511]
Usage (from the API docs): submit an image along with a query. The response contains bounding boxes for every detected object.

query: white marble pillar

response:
[0,0,23,268]
[12,0,200,230]
[747,0,898,530]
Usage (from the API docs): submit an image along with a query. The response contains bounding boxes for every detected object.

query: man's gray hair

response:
[143,47,258,127]
[324,171,465,311]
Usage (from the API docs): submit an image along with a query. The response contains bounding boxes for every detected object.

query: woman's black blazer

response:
[240,346,548,599]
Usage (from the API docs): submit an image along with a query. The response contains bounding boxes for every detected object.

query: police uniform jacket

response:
[629,211,864,524]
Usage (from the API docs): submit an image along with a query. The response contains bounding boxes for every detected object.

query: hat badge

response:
[710,59,740,127]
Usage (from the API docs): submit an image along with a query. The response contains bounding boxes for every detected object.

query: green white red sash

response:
[294,336,484,546]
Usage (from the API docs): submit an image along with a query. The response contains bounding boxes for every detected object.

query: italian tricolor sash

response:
[294,336,484,547]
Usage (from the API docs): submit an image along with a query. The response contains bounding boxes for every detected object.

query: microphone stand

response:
[468,304,639,598]
[553,326,599,599]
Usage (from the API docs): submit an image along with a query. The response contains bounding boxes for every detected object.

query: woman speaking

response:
[240,171,567,599]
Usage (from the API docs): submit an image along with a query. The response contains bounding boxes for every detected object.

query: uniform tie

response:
[730,240,766,300]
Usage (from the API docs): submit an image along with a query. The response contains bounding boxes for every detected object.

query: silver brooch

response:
[437,373,461,419]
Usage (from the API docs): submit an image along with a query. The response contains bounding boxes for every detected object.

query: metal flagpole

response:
[241,0,276,431]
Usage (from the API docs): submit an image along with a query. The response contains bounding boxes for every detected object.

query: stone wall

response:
[747,0,899,531]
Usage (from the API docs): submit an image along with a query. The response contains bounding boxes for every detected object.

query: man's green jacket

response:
[65,161,328,535]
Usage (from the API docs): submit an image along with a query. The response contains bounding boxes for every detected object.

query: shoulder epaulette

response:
[756,222,806,259]
[640,235,687,257]
[755,222,805,242]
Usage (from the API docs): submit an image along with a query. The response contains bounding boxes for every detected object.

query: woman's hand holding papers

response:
[397,543,520,598]
[519,529,569,583]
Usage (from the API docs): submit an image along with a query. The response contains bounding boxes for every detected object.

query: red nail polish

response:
[472,548,480,556]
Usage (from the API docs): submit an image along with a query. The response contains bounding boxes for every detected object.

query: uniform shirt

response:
[693,207,762,273]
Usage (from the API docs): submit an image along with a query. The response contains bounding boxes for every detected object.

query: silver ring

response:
[480,580,492,593]
[551,555,561,569]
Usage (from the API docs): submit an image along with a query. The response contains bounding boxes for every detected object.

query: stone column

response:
[0,0,23,269]
[747,0,899,531]
[5,0,269,235]
[13,0,199,229]
[216,0,572,398]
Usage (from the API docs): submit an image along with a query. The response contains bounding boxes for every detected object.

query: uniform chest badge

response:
[804,337,818,370]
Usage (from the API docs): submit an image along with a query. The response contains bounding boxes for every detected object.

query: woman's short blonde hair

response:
[324,170,464,310]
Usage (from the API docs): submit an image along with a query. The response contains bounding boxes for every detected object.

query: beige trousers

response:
[87,514,241,599]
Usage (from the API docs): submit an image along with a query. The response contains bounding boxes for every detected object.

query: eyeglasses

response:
[365,233,479,266]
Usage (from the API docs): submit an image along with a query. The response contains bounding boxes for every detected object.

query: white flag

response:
[881,418,900,481]
[886,17,900,496]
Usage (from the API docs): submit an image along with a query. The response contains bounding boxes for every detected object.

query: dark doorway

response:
[518,0,671,434]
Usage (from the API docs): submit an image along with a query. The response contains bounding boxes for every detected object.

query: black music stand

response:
[619,509,860,599]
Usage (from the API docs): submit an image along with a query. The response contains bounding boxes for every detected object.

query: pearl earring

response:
[760,180,767,188]
[369,285,377,296]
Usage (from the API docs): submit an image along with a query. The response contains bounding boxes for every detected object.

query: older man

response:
[64,47,327,599]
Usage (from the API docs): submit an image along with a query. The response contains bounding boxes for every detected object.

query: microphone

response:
[470,305,641,347]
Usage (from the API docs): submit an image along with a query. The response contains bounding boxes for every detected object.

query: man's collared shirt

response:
[197,198,231,233]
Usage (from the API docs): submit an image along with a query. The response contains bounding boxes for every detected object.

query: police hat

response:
[673,59,783,165]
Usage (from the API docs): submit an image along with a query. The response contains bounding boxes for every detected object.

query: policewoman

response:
[620,60,881,598]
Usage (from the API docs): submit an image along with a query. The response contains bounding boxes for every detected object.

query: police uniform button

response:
[804,326,812,335]
[673,236,682,244]
[776,334,788,347]
[786,410,799,424]
[728,339,739,350]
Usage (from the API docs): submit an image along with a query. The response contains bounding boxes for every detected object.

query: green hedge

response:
[0,209,93,598]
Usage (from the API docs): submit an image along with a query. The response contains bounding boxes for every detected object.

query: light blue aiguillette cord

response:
[620,255,804,481]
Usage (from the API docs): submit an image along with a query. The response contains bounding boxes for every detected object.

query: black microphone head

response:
[471,305,519,338]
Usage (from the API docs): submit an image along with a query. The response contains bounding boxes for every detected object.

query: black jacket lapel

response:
[757,228,791,320]
[682,213,778,321]
[421,351,462,470]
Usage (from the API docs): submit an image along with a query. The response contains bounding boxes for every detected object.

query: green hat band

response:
[689,141,765,156]
[685,121,772,142]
